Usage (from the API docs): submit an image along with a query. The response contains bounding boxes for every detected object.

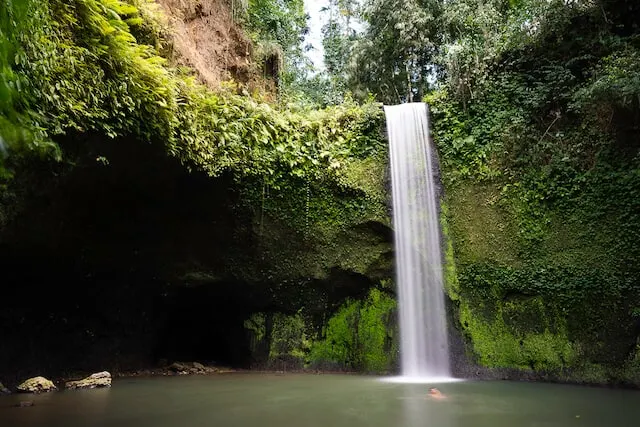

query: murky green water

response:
[1,373,639,427]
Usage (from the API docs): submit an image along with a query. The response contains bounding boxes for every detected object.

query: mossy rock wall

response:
[245,287,399,373]
[0,0,395,382]
[441,169,640,386]
[427,3,640,385]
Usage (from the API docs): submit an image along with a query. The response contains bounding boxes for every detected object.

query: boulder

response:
[17,376,57,393]
[168,361,211,374]
[65,371,112,390]
[0,381,10,394]
[168,362,190,374]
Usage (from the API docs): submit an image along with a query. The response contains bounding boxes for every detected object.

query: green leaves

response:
[350,0,444,103]
[0,0,390,255]
[572,47,640,111]
[432,0,640,378]
[1,0,388,190]
[245,0,308,82]
[170,80,384,188]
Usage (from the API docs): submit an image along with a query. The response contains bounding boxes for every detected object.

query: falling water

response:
[385,102,451,381]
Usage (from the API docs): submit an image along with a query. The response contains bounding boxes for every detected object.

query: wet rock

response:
[0,381,10,394]
[168,362,190,374]
[17,376,57,393]
[168,361,213,374]
[65,371,112,390]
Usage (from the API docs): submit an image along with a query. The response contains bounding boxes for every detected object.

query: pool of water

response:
[1,373,639,427]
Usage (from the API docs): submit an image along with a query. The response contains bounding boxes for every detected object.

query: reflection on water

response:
[0,386,111,427]
[1,374,639,427]
[402,389,460,427]
[381,376,462,384]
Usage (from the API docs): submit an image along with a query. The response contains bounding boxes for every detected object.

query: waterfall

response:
[385,102,451,380]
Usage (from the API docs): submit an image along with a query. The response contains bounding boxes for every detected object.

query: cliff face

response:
[428,4,640,385]
[0,132,392,383]
[0,0,393,384]
[442,179,640,386]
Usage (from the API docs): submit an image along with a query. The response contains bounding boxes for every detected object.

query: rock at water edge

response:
[192,362,206,372]
[65,371,112,390]
[168,361,215,374]
[17,377,57,393]
[0,381,10,394]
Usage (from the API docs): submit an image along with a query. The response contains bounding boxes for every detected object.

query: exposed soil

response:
[158,0,251,85]
[157,0,273,96]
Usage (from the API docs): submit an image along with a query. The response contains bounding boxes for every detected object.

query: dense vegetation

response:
[431,0,640,384]
[326,0,640,383]
[0,0,394,379]
[254,0,640,382]
[1,0,639,385]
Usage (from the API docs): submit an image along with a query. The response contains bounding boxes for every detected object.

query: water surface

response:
[1,373,639,427]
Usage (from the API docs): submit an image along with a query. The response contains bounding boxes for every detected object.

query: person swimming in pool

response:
[428,388,446,399]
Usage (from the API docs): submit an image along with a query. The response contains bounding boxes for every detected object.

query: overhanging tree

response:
[348,0,443,104]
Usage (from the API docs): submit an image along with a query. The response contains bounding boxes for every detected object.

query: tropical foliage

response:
[2,0,640,382]
[309,288,397,372]
[429,0,640,381]
[0,0,385,185]
[244,0,311,87]
[312,0,640,380]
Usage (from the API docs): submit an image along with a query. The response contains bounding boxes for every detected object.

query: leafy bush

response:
[1,0,386,221]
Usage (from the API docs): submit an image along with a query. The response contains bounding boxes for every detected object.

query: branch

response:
[537,111,561,145]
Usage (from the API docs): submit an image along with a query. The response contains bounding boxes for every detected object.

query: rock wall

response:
[435,131,640,388]
[0,130,392,385]
[0,0,392,384]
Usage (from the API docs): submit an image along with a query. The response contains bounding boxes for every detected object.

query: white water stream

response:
[385,103,452,381]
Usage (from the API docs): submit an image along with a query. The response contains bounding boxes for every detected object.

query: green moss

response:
[270,313,309,358]
[309,288,397,372]
[439,141,639,384]
[458,296,576,370]
[245,312,311,365]
[440,201,460,301]
[446,184,521,266]
[244,288,397,372]
[427,8,639,384]
[228,149,391,284]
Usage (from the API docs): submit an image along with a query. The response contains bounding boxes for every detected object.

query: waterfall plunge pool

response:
[1,373,639,427]
[381,376,463,384]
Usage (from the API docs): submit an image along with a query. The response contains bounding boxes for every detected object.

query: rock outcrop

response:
[17,376,57,393]
[168,361,218,374]
[65,371,112,390]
